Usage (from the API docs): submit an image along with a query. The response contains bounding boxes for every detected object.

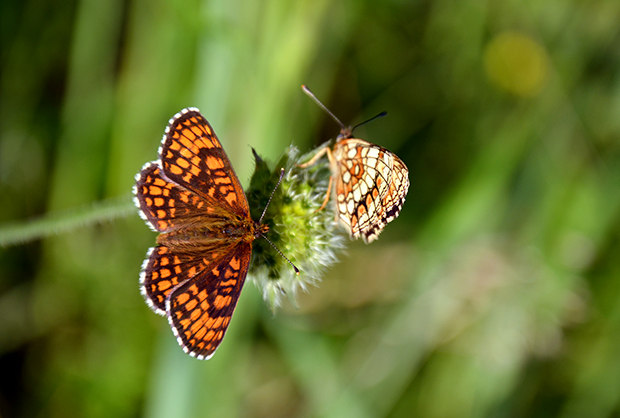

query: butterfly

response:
[299,85,410,243]
[134,107,281,359]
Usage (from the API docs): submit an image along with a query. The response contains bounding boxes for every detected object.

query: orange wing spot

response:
[205,316,216,328]
[160,256,169,266]
[213,316,224,329]
[169,208,176,217]
[153,177,167,187]
[229,256,241,270]
[190,318,205,333]
[176,157,190,169]
[152,271,159,280]
[181,127,197,141]
[188,266,197,277]
[206,156,225,170]
[198,289,208,301]
[186,299,198,312]
[223,268,236,280]
[213,295,232,309]
[191,156,202,168]
[214,176,231,185]
[179,136,200,155]
[168,138,181,150]
[179,192,190,203]
[211,267,220,277]
[189,307,201,322]
[157,281,171,291]
[190,165,201,177]
[222,317,231,327]
[220,278,237,287]
[179,147,193,159]
[157,210,166,219]
[197,136,216,149]
[149,186,162,196]
[205,330,216,341]
[169,164,183,175]
[157,220,168,230]
[182,172,192,184]
[194,326,207,340]
[160,268,171,278]
[154,197,164,207]
[176,292,190,305]
[224,192,237,207]
[188,284,199,295]
[190,123,203,137]
[201,300,210,311]
[179,318,191,329]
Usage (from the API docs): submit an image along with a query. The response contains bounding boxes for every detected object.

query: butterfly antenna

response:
[302,85,348,133]
[259,168,285,224]
[258,168,300,275]
[351,111,388,133]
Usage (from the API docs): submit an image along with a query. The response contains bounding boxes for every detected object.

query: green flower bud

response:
[246,145,346,309]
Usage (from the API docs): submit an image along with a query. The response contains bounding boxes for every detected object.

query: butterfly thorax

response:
[156,215,260,249]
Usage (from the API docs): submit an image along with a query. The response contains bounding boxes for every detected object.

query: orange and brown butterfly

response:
[133,108,293,360]
[299,86,410,243]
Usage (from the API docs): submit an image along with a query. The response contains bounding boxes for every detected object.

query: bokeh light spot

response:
[483,31,549,97]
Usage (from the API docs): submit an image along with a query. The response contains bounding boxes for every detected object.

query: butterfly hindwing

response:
[166,241,252,359]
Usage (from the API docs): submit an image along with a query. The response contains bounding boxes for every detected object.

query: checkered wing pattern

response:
[134,108,258,360]
[167,242,250,358]
[333,138,409,243]
[159,108,249,217]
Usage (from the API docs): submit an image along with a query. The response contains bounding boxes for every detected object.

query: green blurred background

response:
[2,0,620,417]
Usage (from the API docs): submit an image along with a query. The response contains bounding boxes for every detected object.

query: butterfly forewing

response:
[160,108,250,217]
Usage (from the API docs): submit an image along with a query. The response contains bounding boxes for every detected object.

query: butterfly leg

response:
[298,146,338,213]
[317,175,333,211]
[298,146,329,168]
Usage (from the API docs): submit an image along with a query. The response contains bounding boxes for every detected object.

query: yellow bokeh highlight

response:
[483,31,549,97]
